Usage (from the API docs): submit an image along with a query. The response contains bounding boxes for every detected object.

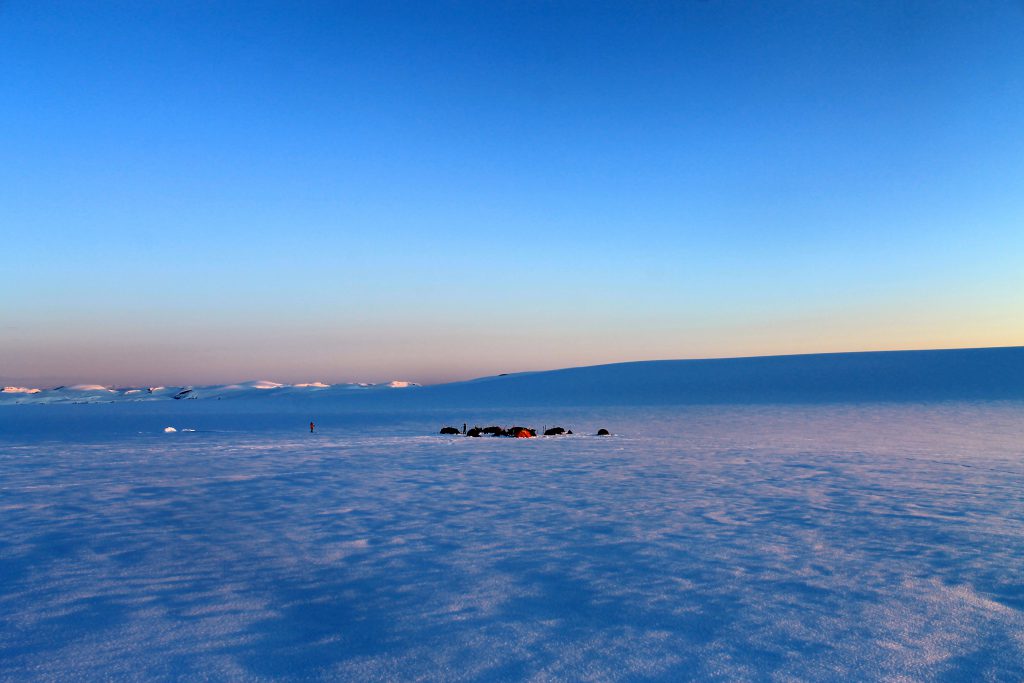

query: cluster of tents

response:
[439,424,611,438]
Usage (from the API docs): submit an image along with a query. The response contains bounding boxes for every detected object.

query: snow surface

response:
[413,346,1024,406]
[2,348,1023,680]
[2,401,1024,681]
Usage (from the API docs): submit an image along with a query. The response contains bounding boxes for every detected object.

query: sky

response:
[2,1,1023,386]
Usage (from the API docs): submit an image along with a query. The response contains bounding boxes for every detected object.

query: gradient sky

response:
[2,1,1023,386]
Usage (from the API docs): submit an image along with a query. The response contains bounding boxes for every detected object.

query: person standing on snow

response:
[310,421,315,433]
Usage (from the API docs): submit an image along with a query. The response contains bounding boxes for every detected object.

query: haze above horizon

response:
[3,2,1022,386]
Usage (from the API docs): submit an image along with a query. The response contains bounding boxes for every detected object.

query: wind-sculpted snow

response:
[2,403,1023,681]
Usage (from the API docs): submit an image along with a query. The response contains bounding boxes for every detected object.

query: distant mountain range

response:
[3,347,1022,406]
[0,379,421,405]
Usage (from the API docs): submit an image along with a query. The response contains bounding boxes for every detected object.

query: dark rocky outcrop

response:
[482,426,505,435]
[439,426,460,435]
[543,427,566,436]
[467,427,483,437]
[596,428,610,436]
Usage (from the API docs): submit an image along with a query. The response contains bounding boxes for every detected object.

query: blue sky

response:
[2,1,1022,385]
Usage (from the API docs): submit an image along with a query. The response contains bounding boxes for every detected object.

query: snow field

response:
[1,403,1023,681]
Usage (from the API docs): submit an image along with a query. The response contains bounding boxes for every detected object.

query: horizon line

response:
[4,344,1021,391]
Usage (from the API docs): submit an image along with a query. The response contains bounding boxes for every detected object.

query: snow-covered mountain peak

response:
[2,386,42,394]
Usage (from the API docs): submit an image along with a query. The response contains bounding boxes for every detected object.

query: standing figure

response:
[462,423,467,434]
[310,421,315,433]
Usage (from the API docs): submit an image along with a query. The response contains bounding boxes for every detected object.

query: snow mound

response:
[2,386,41,394]
[216,381,283,391]
[163,427,177,433]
